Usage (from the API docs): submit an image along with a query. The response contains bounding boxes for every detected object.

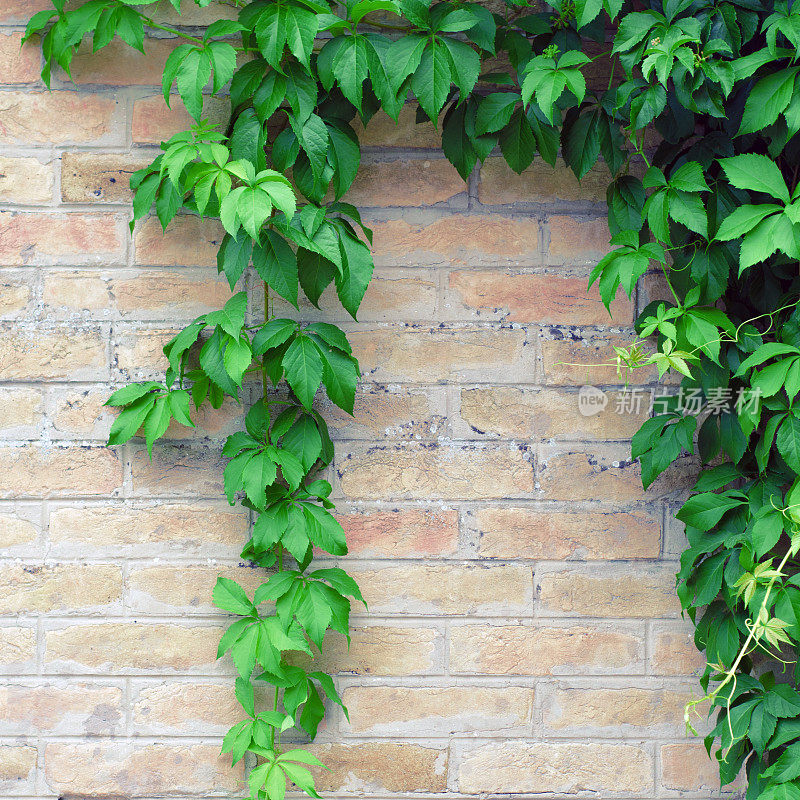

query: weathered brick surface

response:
[457,741,653,794]
[0,23,711,800]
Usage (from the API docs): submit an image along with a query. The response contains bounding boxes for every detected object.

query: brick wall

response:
[0,3,725,798]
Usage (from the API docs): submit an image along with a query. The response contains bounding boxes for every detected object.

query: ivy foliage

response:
[26,0,800,795]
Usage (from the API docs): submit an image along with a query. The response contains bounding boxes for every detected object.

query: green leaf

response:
[217,232,253,289]
[282,336,323,409]
[738,67,798,136]
[319,346,359,414]
[440,37,480,98]
[499,108,536,173]
[764,742,800,782]
[410,41,452,122]
[335,229,374,319]
[296,581,333,647]
[108,394,156,446]
[715,204,781,241]
[208,41,237,93]
[242,451,278,509]
[282,414,323,472]
[332,35,370,109]
[777,416,800,472]
[206,292,247,339]
[720,154,791,203]
[676,492,745,530]
[253,230,299,307]
[237,186,273,240]
[213,577,255,616]
[176,48,211,121]
[143,395,171,456]
[475,93,519,136]
[253,319,298,355]
[304,503,348,555]
[106,382,161,408]
[298,249,337,306]
[386,34,428,93]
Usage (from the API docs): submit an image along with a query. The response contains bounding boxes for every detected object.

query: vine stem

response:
[269,544,284,752]
[135,12,204,45]
[687,539,796,751]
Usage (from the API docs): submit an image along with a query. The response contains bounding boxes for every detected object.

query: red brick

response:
[0,213,125,265]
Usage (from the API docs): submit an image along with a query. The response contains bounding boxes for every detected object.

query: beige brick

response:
[0,33,41,83]
[46,267,232,322]
[466,506,660,560]
[337,508,458,557]
[48,502,248,556]
[134,214,223,266]
[132,94,229,144]
[294,626,442,676]
[458,387,648,440]
[150,0,238,24]
[322,385,445,440]
[480,157,613,205]
[127,565,264,614]
[546,214,611,264]
[353,105,442,148]
[42,270,109,315]
[61,151,153,203]
[450,624,644,675]
[49,387,112,439]
[661,743,723,792]
[370,213,541,267]
[45,622,223,673]
[44,742,243,796]
[0,387,41,434]
[163,395,245,441]
[540,331,657,385]
[310,742,447,793]
[338,443,534,500]
[342,686,534,735]
[0,274,31,318]
[115,327,178,379]
[542,685,692,735]
[458,741,652,794]
[350,563,531,615]
[537,564,681,618]
[130,444,225,497]
[0,626,36,672]
[0,213,124,266]
[651,621,705,676]
[445,270,630,324]
[0,445,120,497]
[288,269,437,322]
[0,156,53,204]
[0,745,36,794]
[0,512,38,548]
[132,681,248,735]
[0,91,120,145]
[0,0,50,23]
[0,683,122,735]
[344,157,464,207]
[537,445,643,503]
[538,444,696,503]
[350,325,536,383]
[69,38,177,86]
[0,563,122,613]
[113,269,234,319]
[0,327,107,380]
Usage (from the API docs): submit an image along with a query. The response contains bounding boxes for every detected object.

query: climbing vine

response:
[27,0,800,795]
